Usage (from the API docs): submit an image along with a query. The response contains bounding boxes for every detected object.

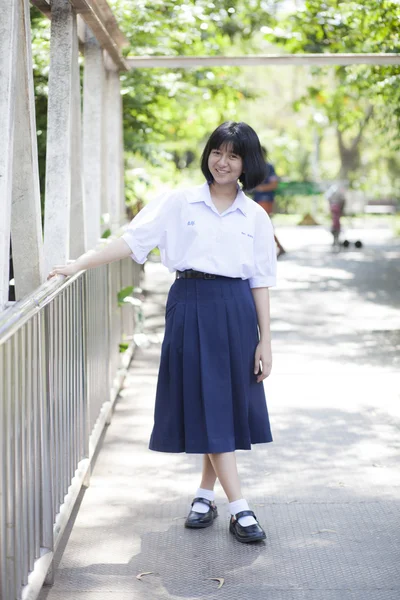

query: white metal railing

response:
[0,254,141,600]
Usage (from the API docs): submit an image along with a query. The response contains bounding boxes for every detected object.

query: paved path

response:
[39,224,400,600]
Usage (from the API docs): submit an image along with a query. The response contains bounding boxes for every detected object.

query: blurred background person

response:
[326,182,347,248]
[253,147,286,257]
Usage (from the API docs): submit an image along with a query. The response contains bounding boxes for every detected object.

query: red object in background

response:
[330,203,342,233]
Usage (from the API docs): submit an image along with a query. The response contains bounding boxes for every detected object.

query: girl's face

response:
[207,144,243,186]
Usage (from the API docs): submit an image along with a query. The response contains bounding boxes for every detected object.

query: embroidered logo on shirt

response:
[187,221,195,226]
[241,232,254,238]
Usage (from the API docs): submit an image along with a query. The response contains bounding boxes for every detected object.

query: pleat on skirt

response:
[149,277,273,454]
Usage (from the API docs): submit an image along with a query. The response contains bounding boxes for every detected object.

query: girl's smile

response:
[208,145,243,185]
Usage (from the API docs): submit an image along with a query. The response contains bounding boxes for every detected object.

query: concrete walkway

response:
[39,223,400,600]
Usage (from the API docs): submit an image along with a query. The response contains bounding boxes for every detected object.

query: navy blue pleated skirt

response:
[149,277,273,454]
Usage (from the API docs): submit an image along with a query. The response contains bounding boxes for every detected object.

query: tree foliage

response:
[265,0,400,179]
[31,1,279,200]
[109,0,279,164]
[30,0,400,201]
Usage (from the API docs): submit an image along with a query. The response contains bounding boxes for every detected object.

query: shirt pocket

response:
[181,212,216,254]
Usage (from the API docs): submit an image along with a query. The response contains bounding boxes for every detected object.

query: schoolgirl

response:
[49,121,277,543]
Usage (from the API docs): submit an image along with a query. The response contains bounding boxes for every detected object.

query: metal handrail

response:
[0,274,79,344]
[0,231,130,342]
[0,252,142,600]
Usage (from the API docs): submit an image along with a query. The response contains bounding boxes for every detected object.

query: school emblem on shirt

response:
[187,220,195,226]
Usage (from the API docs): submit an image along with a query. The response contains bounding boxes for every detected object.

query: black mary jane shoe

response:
[229,510,266,543]
[184,497,218,529]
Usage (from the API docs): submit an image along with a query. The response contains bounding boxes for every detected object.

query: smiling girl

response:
[49,121,277,543]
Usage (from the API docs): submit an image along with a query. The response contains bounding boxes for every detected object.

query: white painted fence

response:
[0,256,142,600]
[0,2,132,598]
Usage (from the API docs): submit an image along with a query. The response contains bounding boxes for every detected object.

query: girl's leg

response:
[208,452,257,526]
[191,454,217,514]
[200,454,218,490]
[207,452,241,501]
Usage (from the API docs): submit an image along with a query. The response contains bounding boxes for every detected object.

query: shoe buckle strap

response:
[191,497,212,508]
[233,510,256,520]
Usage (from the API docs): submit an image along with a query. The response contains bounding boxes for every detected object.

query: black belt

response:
[176,269,232,280]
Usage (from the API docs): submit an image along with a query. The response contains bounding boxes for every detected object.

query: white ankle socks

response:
[192,488,215,514]
[229,499,257,527]
[191,492,257,526]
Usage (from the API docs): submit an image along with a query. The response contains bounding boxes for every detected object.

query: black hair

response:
[201,121,267,191]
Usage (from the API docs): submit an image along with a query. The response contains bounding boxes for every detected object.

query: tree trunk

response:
[336,105,374,181]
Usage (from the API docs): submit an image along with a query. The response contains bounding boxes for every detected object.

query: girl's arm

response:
[251,287,272,382]
[48,237,132,279]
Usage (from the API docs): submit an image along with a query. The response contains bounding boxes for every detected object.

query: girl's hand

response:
[254,340,272,383]
[47,261,80,280]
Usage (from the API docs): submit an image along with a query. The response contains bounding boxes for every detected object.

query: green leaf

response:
[117,286,134,306]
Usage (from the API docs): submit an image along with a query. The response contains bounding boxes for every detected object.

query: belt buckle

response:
[204,273,216,280]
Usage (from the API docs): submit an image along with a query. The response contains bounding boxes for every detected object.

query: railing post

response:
[0,345,6,600]
[81,274,91,488]
[0,0,18,311]
[11,0,45,300]
[104,56,125,234]
[69,18,86,259]
[4,341,16,600]
[83,28,105,247]
[43,0,86,273]
[41,309,55,586]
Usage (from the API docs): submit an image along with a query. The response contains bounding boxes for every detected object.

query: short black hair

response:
[201,121,267,191]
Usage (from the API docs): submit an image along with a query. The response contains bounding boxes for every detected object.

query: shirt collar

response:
[188,182,247,216]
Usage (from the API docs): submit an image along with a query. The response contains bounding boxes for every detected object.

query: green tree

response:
[266,0,400,180]
[110,0,279,161]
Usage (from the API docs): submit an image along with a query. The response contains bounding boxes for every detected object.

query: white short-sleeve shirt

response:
[122,182,277,288]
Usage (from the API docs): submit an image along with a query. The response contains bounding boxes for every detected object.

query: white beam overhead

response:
[69,0,129,71]
[127,53,400,69]
[92,0,128,51]
[31,0,128,71]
